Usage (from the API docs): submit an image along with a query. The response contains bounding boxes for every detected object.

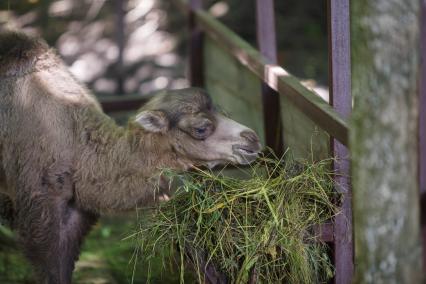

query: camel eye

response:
[191,124,213,140]
[195,127,207,135]
[177,114,215,140]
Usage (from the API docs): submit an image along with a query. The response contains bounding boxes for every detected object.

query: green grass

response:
[133,152,340,283]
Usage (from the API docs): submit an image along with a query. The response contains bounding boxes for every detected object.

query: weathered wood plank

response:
[351,0,422,282]
[280,95,329,160]
[203,39,263,110]
[207,82,265,145]
[203,38,265,144]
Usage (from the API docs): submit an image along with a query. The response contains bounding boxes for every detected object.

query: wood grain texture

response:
[204,38,265,144]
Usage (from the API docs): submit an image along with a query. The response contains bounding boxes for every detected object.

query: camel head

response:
[134,88,262,168]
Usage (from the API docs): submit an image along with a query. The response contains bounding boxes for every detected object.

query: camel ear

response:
[135,110,169,133]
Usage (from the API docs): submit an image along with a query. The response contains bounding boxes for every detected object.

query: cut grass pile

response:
[132,153,340,283]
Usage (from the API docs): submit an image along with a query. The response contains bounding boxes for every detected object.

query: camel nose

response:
[239,130,262,155]
[240,130,260,144]
[232,130,262,164]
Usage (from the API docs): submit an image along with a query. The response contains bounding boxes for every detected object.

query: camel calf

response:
[0,31,261,283]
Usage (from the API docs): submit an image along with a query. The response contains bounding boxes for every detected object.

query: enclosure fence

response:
[100,0,426,282]
[179,0,352,283]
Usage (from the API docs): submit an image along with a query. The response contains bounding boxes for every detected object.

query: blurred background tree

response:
[0,0,328,96]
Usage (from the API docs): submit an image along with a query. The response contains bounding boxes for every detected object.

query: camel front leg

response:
[16,193,98,284]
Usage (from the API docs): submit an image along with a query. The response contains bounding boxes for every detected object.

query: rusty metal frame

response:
[188,0,204,87]
[255,0,284,156]
[420,0,426,271]
[327,0,353,283]
[115,0,126,94]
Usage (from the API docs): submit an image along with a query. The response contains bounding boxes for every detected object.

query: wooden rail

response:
[173,0,349,146]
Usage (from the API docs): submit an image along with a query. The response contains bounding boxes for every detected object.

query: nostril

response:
[240,130,260,144]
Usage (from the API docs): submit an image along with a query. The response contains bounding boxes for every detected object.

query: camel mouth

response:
[236,147,256,155]
[232,144,261,164]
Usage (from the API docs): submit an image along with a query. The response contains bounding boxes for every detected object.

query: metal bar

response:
[255,0,278,62]
[115,0,126,94]
[420,0,426,270]
[420,1,426,198]
[189,0,204,87]
[255,0,284,157]
[172,0,190,15]
[314,222,334,243]
[327,1,353,283]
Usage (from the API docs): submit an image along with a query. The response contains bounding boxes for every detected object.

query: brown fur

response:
[0,31,261,283]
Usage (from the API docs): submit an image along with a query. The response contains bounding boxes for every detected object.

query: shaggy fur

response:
[0,31,261,284]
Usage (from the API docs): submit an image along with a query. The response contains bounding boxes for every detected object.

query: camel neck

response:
[74,116,187,212]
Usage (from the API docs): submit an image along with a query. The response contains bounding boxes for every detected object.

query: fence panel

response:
[204,37,265,144]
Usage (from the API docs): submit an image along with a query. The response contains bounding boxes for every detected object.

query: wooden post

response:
[327,0,353,283]
[188,0,204,87]
[351,0,422,282]
[255,0,283,156]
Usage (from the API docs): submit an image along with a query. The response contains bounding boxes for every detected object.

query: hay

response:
[131,152,340,283]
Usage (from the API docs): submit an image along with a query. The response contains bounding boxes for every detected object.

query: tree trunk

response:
[351,0,422,283]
